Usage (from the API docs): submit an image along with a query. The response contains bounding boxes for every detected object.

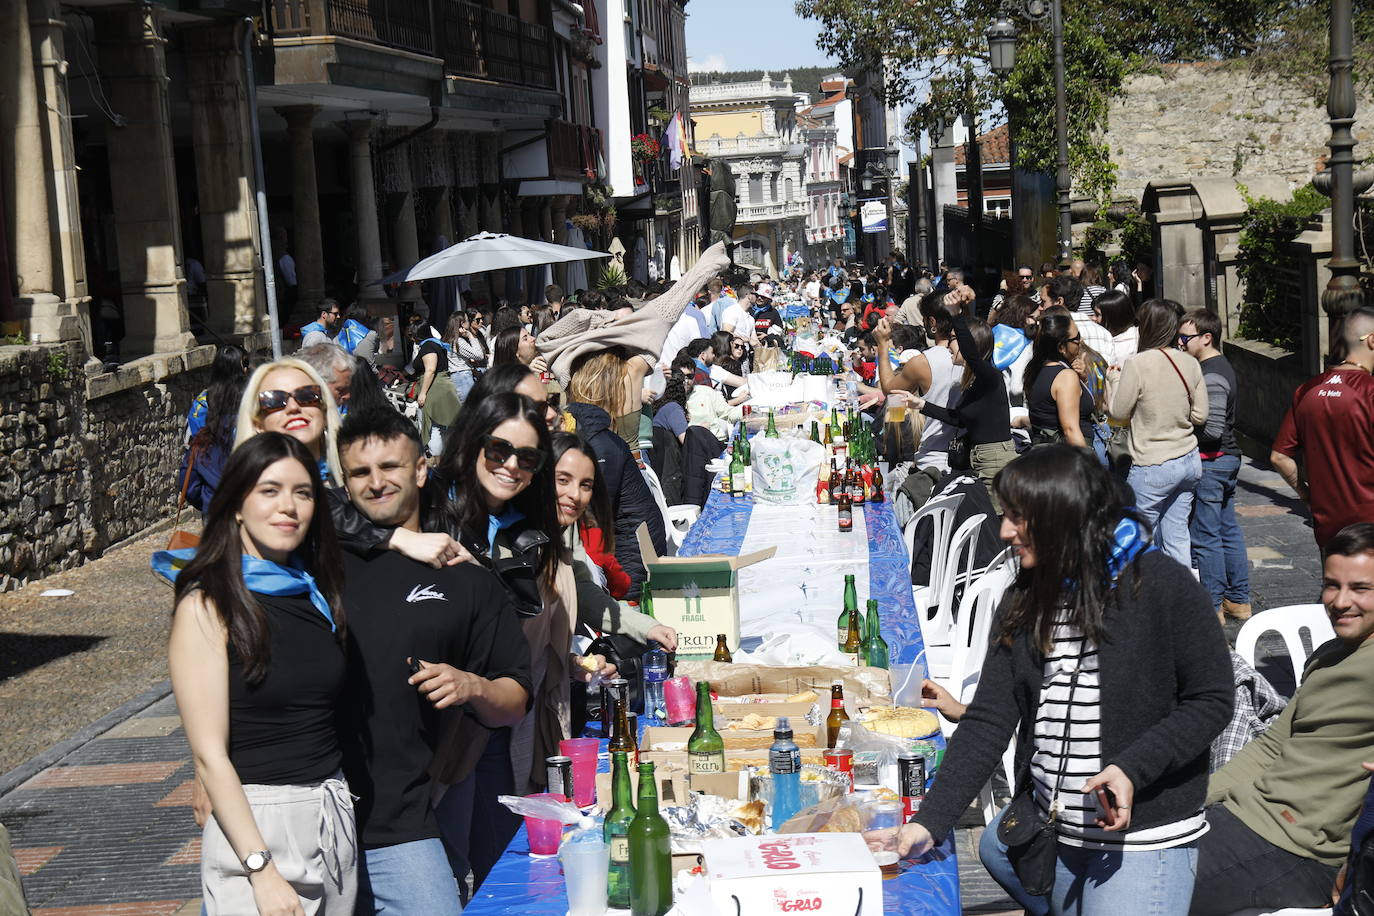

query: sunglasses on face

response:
[1065,334,1082,345]
[1177,332,1201,346]
[482,435,546,473]
[258,385,323,413]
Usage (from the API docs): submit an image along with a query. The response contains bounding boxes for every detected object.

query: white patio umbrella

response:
[394,231,609,283]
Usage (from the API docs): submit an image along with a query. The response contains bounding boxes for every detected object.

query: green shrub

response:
[1235,184,1326,351]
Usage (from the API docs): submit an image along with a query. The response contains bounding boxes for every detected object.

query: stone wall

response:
[1223,338,1309,456]
[0,342,213,591]
[1101,62,1374,203]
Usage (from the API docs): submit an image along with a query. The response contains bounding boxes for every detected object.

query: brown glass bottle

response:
[825,682,850,749]
[712,635,732,663]
[837,488,853,532]
[870,464,885,502]
[610,697,638,765]
[841,605,863,664]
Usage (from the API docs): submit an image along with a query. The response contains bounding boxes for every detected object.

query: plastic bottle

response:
[641,647,668,724]
[768,716,803,830]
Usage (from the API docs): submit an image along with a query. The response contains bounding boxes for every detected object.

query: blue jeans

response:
[358,838,463,914]
[435,728,517,901]
[1128,449,1202,566]
[1189,455,1249,610]
[453,371,475,401]
[980,805,1198,915]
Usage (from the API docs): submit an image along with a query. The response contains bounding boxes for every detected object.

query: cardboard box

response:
[639,727,829,775]
[642,724,826,753]
[677,661,893,707]
[593,760,689,810]
[701,833,882,916]
[638,526,776,659]
[714,696,817,723]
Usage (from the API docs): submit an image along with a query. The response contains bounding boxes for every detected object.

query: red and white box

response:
[700,833,882,916]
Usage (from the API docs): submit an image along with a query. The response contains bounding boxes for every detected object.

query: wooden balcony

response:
[267,0,555,89]
[549,120,602,182]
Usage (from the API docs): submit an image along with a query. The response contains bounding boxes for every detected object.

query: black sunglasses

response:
[1065,334,1083,345]
[258,385,323,413]
[1177,332,1201,346]
[482,435,546,473]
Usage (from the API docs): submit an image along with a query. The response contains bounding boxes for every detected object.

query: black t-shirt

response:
[228,592,346,785]
[752,304,782,337]
[405,339,449,380]
[340,550,533,849]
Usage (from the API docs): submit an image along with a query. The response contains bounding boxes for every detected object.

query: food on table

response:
[863,706,940,738]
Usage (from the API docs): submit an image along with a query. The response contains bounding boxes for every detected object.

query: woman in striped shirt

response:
[883,444,1232,914]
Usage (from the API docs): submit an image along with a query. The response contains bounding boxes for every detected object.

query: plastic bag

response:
[497,794,596,830]
[749,435,824,505]
[835,720,916,790]
[776,791,893,834]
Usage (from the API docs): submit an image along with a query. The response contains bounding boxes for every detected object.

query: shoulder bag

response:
[996,669,1080,897]
[167,444,201,551]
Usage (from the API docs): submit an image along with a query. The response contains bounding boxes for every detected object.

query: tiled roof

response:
[954,123,1010,166]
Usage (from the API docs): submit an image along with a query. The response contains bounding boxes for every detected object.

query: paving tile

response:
[12,844,62,876]
[32,902,189,916]
[154,780,194,809]
[162,838,200,866]
[19,762,184,791]
[98,717,182,740]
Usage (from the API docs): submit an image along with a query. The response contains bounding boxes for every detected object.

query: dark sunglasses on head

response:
[482,435,546,473]
[258,385,323,413]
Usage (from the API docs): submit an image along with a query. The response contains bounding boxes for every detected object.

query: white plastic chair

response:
[905,492,965,613]
[639,463,699,556]
[916,512,988,664]
[1234,604,1335,691]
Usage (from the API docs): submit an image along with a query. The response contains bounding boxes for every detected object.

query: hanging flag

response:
[662,111,685,171]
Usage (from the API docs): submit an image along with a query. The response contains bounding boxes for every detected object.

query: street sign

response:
[861,200,888,234]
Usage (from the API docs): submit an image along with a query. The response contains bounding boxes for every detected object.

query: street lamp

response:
[1319,0,1368,322]
[861,160,898,266]
[986,0,1072,267]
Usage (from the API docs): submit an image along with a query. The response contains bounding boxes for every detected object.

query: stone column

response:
[550,196,569,289]
[382,139,421,305]
[27,0,89,347]
[95,5,194,355]
[428,187,455,245]
[1,0,59,338]
[339,116,385,303]
[185,24,263,338]
[279,106,326,318]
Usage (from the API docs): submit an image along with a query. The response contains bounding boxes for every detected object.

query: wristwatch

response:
[242,850,272,873]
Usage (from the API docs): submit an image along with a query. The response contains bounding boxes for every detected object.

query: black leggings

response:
[1189,804,1338,915]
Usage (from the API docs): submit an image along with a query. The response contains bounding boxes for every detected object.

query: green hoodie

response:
[1207,635,1374,866]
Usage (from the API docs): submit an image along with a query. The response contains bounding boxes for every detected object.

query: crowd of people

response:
[164,238,1374,915]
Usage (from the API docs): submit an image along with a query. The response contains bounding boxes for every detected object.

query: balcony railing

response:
[267,0,555,90]
[440,0,554,89]
[549,120,602,181]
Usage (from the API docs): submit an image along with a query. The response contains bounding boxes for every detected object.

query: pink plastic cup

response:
[523,792,565,857]
[559,738,600,808]
[663,676,697,726]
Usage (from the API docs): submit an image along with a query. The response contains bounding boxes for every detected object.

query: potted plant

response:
[631,133,661,163]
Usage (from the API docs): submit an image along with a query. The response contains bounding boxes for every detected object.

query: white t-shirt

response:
[916,345,958,471]
[719,302,754,341]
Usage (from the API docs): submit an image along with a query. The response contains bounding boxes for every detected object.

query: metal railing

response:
[267,0,555,90]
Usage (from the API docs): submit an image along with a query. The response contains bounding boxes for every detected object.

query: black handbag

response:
[996,670,1079,897]
[947,434,971,471]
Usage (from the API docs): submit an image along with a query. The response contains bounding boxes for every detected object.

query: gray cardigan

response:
[914,550,1234,842]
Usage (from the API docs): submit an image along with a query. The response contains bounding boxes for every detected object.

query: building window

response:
[736,238,767,268]
[769,174,778,202]
[749,174,763,204]
[785,178,794,201]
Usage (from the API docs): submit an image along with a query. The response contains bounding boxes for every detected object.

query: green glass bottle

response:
[861,599,890,669]
[739,431,751,465]
[810,420,821,443]
[640,579,655,618]
[728,444,747,496]
[687,680,725,774]
[765,409,780,438]
[605,750,638,908]
[628,761,673,916]
[837,573,858,650]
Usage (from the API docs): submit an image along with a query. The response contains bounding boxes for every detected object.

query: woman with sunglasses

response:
[429,393,611,892]
[160,432,356,915]
[708,330,750,391]
[234,359,343,486]
[1106,299,1208,564]
[1024,310,1091,449]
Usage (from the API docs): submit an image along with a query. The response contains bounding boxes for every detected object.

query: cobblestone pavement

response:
[0,457,1324,914]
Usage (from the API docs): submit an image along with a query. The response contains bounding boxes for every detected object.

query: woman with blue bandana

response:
[157,432,356,914]
[877,445,1232,915]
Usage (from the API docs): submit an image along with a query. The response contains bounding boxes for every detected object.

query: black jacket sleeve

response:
[326,487,395,556]
[953,313,1000,386]
[613,449,665,601]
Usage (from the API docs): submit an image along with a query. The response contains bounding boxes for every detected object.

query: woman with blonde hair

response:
[234,358,343,486]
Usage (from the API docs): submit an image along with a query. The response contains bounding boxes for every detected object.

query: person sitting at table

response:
[562,350,666,600]
[879,444,1232,916]
[1190,522,1374,915]
[334,407,531,913]
[427,392,614,896]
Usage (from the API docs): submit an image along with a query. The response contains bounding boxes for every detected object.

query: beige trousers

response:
[201,775,357,915]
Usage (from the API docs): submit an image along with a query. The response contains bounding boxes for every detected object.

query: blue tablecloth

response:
[466,489,960,916]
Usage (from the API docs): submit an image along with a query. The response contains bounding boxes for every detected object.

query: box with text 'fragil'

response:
[636,524,775,660]
[701,833,882,916]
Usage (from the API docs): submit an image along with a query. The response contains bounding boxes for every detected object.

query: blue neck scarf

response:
[150,549,337,632]
[301,320,326,335]
[487,507,526,553]
[1106,515,1154,584]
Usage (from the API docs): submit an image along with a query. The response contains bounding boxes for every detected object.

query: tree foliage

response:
[795,0,1374,204]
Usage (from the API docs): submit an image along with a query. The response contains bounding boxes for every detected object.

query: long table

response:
[466,489,959,916]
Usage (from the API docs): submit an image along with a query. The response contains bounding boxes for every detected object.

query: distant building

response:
[955,124,1013,218]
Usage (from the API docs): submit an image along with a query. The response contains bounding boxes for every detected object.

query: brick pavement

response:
[0,457,1326,914]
